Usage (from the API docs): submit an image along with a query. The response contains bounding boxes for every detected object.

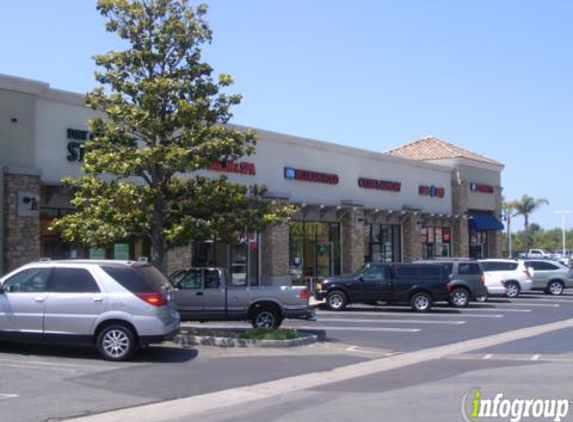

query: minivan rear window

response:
[102,265,168,293]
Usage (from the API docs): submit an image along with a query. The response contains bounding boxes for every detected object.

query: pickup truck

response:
[314,263,451,312]
[169,267,311,328]
[519,249,553,259]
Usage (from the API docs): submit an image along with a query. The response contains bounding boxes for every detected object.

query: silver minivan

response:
[0,260,180,360]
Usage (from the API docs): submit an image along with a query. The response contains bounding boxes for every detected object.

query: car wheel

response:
[411,292,432,312]
[251,308,282,329]
[96,325,136,361]
[449,288,470,308]
[546,280,564,296]
[475,295,488,303]
[326,291,348,311]
[505,281,520,298]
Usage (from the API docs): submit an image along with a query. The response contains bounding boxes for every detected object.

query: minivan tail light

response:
[299,288,309,300]
[446,282,453,293]
[135,292,168,307]
[480,274,485,284]
[524,269,531,278]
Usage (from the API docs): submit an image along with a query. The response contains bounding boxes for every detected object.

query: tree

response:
[53,0,294,273]
[501,197,517,257]
[512,194,549,250]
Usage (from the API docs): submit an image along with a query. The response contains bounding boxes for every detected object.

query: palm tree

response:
[502,198,518,257]
[512,194,549,250]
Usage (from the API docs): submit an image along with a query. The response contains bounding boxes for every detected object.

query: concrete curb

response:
[173,330,319,348]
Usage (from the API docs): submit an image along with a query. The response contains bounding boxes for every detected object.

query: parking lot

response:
[2,291,573,422]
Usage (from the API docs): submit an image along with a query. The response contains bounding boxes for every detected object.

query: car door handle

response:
[34,297,44,303]
[93,297,104,302]
[196,292,204,296]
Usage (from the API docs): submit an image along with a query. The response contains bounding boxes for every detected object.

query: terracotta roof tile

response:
[385,137,503,167]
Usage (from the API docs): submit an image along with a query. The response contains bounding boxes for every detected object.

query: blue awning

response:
[468,213,504,231]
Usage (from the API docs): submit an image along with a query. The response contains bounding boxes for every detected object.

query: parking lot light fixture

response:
[555,210,571,257]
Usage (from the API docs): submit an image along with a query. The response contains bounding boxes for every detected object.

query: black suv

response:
[415,259,488,307]
[314,263,450,312]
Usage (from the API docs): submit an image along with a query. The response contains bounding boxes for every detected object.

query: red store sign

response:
[210,161,256,175]
[284,167,339,185]
[419,185,445,198]
[358,177,401,192]
[470,182,494,194]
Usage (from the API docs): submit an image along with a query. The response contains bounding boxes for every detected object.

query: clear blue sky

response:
[2,0,572,231]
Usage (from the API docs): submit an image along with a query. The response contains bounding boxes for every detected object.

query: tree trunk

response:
[151,194,167,274]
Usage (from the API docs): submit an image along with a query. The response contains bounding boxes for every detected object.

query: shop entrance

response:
[289,221,341,286]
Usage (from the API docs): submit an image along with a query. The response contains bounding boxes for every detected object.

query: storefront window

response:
[364,224,401,263]
[289,221,341,284]
[421,226,452,259]
[470,230,489,259]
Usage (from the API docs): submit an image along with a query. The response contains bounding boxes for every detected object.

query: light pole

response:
[555,210,571,257]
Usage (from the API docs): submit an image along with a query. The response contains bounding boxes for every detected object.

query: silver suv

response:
[0,260,180,361]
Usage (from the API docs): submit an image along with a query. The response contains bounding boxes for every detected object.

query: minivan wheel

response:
[326,291,347,311]
[546,280,564,296]
[505,281,520,298]
[252,308,282,329]
[450,288,470,308]
[96,325,136,361]
[411,292,432,312]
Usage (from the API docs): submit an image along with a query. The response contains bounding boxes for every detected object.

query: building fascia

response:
[228,123,452,175]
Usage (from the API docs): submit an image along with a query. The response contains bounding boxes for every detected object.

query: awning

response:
[468,213,504,231]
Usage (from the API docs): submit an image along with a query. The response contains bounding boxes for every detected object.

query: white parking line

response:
[183,323,421,333]
[531,354,541,361]
[0,393,19,400]
[316,310,504,318]
[309,318,465,325]
[505,303,560,308]
[463,307,532,313]
[482,354,493,360]
[289,325,421,333]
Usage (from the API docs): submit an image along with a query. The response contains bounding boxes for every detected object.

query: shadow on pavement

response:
[0,341,198,363]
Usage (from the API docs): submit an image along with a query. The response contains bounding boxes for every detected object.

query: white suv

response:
[0,260,180,360]
[479,259,534,298]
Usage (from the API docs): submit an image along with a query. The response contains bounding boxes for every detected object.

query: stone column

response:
[3,168,41,273]
[342,208,365,273]
[451,180,469,258]
[492,185,503,257]
[261,223,290,286]
[452,218,470,258]
[402,214,422,262]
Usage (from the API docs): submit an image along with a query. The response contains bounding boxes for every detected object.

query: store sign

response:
[358,177,401,192]
[210,161,256,175]
[66,128,92,162]
[470,182,494,194]
[419,185,445,198]
[284,167,339,185]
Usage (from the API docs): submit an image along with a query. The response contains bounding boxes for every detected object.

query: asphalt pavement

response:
[1,291,573,422]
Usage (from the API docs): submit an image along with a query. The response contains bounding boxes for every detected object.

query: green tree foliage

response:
[53,0,295,272]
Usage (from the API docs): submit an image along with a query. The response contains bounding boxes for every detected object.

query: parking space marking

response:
[0,358,118,373]
[278,325,422,333]
[531,354,541,361]
[482,354,493,360]
[316,310,505,318]
[313,318,465,325]
[461,307,532,313]
[0,393,19,400]
[504,303,560,308]
[182,322,421,333]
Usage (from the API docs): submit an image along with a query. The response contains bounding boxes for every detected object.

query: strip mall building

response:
[0,74,505,285]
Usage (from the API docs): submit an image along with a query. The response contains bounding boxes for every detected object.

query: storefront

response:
[1,74,505,282]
